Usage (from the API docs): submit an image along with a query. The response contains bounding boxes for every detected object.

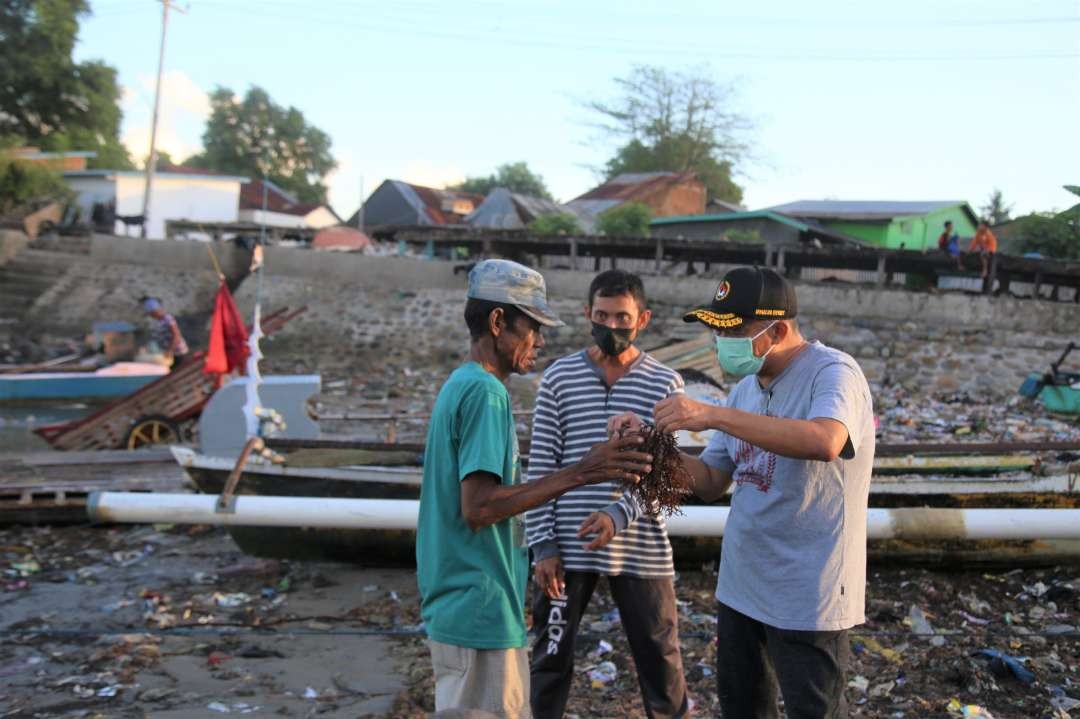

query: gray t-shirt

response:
[700,341,875,631]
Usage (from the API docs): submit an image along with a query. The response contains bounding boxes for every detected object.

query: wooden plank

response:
[9,448,173,467]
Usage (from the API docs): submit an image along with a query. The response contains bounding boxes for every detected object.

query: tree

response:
[185,86,336,203]
[1016,186,1080,259]
[597,202,651,237]
[980,188,1013,224]
[529,212,583,236]
[0,153,72,215]
[142,150,176,171]
[587,65,751,204]
[0,0,132,169]
[453,162,552,200]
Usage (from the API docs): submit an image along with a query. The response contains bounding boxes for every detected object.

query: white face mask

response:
[713,321,777,376]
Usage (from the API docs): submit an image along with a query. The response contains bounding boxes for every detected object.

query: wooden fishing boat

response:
[0,365,166,401]
[171,442,1080,566]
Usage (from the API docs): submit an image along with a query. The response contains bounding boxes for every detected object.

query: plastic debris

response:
[587,661,618,687]
[972,649,1036,685]
[907,605,936,635]
[848,675,870,692]
[10,560,40,575]
[213,592,251,607]
[588,640,613,658]
[601,608,621,623]
[869,680,894,698]
[947,698,997,718]
[1050,686,1080,713]
[853,635,903,664]
[207,651,230,667]
[958,610,991,626]
[303,686,319,699]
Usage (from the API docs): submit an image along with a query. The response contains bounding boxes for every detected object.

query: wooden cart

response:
[34,307,306,451]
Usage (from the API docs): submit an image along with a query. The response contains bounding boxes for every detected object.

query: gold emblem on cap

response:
[687,309,743,329]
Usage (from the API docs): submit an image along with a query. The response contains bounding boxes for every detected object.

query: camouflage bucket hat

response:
[467,259,565,327]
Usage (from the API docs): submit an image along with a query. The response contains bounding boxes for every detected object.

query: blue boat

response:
[0,367,166,401]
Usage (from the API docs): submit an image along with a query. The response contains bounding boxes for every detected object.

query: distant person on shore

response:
[937,220,962,270]
[526,269,689,719]
[968,221,998,280]
[416,259,653,718]
[141,297,188,369]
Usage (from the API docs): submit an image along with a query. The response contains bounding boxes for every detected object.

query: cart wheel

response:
[126,415,182,449]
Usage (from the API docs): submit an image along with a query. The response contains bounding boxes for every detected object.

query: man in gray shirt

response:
[614,266,875,719]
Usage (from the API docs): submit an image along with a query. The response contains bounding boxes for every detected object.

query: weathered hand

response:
[606,411,643,439]
[534,556,565,599]
[654,395,717,434]
[575,435,652,486]
[577,512,616,551]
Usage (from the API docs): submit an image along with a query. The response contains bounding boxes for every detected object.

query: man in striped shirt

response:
[525,270,689,719]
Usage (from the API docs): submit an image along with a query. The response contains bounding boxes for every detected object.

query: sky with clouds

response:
[76,0,1078,218]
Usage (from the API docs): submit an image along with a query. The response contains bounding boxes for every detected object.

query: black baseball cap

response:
[683,266,797,330]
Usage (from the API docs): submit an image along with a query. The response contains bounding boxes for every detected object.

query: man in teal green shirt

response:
[417,259,652,718]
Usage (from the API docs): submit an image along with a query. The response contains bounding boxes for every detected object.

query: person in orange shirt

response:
[967,222,997,278]
[968,221,998,279]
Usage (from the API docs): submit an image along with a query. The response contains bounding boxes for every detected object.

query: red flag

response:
[203,280,250,375]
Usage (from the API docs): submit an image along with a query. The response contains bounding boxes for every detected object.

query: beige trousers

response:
[428,640,531,718]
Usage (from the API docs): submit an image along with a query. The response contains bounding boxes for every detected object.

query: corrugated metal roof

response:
[706,198,746,213]
[652,210,810,231]
[650,210,865,246]
[608,171,679,184]
[63,169,250,183]
[566,198,623,216]
[571,171,698,203]
[767,200,971,221]
[467,188,596,232]
[397,180,481,226]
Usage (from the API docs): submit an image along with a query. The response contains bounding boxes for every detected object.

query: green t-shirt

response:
[416,362,528,649]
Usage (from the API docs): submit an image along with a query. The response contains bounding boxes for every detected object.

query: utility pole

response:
[141,0,185,238]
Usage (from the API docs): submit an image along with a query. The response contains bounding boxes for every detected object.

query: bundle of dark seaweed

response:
[625,424,693,517]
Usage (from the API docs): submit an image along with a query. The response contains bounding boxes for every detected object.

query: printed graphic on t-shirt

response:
[733,439,776,493]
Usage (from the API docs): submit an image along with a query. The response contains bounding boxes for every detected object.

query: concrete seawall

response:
[252,248,1078,335]
[225,251,1077,399]
[5,239,1077,399]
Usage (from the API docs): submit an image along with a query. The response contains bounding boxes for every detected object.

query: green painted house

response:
[766,200,979,251]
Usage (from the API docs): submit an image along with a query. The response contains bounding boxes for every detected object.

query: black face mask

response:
[591,322,635,357]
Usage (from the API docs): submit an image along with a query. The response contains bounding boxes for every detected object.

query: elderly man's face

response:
[496,312,545,375]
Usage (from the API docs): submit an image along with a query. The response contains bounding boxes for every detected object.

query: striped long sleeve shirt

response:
[524,350,684,578]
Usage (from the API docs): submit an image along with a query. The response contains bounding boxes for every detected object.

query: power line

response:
[188,1,1080,63]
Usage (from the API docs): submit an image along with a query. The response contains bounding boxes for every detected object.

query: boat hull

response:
[177,458,1080,567]
[0,373,160,401]
[183,465,420,564]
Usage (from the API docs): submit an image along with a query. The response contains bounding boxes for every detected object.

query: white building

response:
[65,168,247,239]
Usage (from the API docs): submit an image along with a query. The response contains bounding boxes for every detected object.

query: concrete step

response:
[0,274,60,294]
[0,289,40,310]
[1,262,69,278]
[10,248,82,266]
[28,235,92,254]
